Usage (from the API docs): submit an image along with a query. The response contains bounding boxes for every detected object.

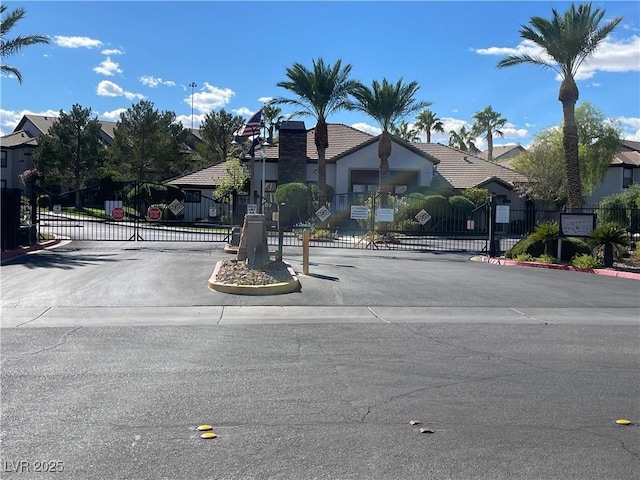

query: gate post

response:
[488,194,498,258]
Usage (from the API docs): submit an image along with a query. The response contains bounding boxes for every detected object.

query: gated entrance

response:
[36,181,241,242]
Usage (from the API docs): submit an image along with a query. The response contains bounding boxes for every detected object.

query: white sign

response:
[208,207,218,217]
[415,209,431,225]
[168,199,185,216]
[375,208,395,222]
[495,205,510,224]
[315,206,331,222]
[350,205,369,220]
[247,204,258,214]
[53,204,62,214]
[560,214,596,237]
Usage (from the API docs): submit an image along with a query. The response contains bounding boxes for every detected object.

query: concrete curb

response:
[0,236,63,263]
[479,255,640,280]
[208,260,301,295]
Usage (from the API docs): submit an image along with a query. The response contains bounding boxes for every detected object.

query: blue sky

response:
[2,0,639,150]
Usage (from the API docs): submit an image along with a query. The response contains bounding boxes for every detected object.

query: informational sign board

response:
[559,213,596,237]
[111,206,125,221]
[350,206,369,220]
[315,206,331,222]
[147,207,162,221]
[247,204,258,215]
[415,209,431,225]
[375,208,394,222]
[208,206,218,218]
[168,199,185,216]
[495,205,510,224]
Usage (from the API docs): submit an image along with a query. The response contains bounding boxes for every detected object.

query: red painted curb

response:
[481,256,640,280]
[1,237,62,262]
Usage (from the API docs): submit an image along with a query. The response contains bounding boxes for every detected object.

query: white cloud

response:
[233,107,254,117]
[96,80,144,100]
[93,57,122,76]
[101,49,122,55]
[351,122,381,136]
[184,82,235,114]
[476,35,640,81]
[139,75,176,88]
[0,108,59,136]
[100,108,127,121]
[617,116,640,141]
[53,35,103,48]
[258,96,274,104]
[176,113,204,129]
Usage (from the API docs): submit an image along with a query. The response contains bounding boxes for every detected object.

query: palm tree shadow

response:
[3,251,123,270]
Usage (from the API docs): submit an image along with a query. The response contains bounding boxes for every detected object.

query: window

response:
[184,190,201,203]
[623,167,633,188]
[1,179,6,189]
[1,150,6,167]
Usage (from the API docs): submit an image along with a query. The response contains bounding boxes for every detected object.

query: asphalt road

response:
[1,242,639,480]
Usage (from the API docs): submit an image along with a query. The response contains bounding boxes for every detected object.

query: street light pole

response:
[188,82,197,130]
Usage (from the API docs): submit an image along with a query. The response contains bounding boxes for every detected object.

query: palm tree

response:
[588,222,628,268]
[1,5,50,83]
[390,121,420,142]
[448,125,479,154]
[262,102,283,143]
[274,58,359,209]
[350,78,431,205]
[497,2,622,212]
[471,106,507,162]
[414,109,444,143]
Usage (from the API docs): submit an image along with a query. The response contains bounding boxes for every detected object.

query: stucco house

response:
[585,140,640,205]
[0,114,117,192]
[167,121,530,222]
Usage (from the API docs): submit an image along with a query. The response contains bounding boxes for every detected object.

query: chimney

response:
[277,121,307,185]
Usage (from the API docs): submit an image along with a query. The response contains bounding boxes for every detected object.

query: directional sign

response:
[111,206,125,221]
[167,199,184,216]
[415,209,431,225]
[315,206,331,222]
[147,207,162,221]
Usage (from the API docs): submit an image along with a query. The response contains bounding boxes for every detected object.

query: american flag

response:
[235,109,262,138]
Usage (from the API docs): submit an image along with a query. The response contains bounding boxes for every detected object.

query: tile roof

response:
[306,124,374,160]
[1,130,38,148]
[477,144,526,161]
[166,162,230,187]
[15,114,118,140]
[411,143,529,189]
[612,140,640,166]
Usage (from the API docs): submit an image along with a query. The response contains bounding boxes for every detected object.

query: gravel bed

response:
[215,259,294,285]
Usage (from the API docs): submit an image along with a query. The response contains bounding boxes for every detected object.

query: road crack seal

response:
[14,307,52,328]
[14,326,83,356]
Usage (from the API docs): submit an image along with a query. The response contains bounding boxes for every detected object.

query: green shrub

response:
[506,235,590,262]
[530,221,559,255]
[588,222,628,267]
[572,254,602,270]
[514,253,534,262]
[448,195,475,213]
[536,254,557,264]
[462,187,490,206]
[274,182,310,226]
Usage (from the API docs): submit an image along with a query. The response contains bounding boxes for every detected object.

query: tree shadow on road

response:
[1,250,123,270]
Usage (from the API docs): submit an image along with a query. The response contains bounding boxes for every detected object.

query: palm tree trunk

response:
[378,131,392,208]
[426,129,431,143]
[315,119,329,211]
[559,77,582,212]
[487,131,494,162]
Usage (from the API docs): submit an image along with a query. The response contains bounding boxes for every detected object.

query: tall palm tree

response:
[1,5,50,83]
[350,78,431,205]
[274,58,359,208]
[414,108,444,143]
[497,2,621,211]
[390,121,420,142]
[471,106,507,162]
[448,125,479,154]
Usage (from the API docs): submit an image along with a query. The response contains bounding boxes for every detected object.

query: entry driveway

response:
[1,242,638,479]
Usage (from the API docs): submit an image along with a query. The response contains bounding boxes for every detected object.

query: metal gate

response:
[36,181,241,242]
